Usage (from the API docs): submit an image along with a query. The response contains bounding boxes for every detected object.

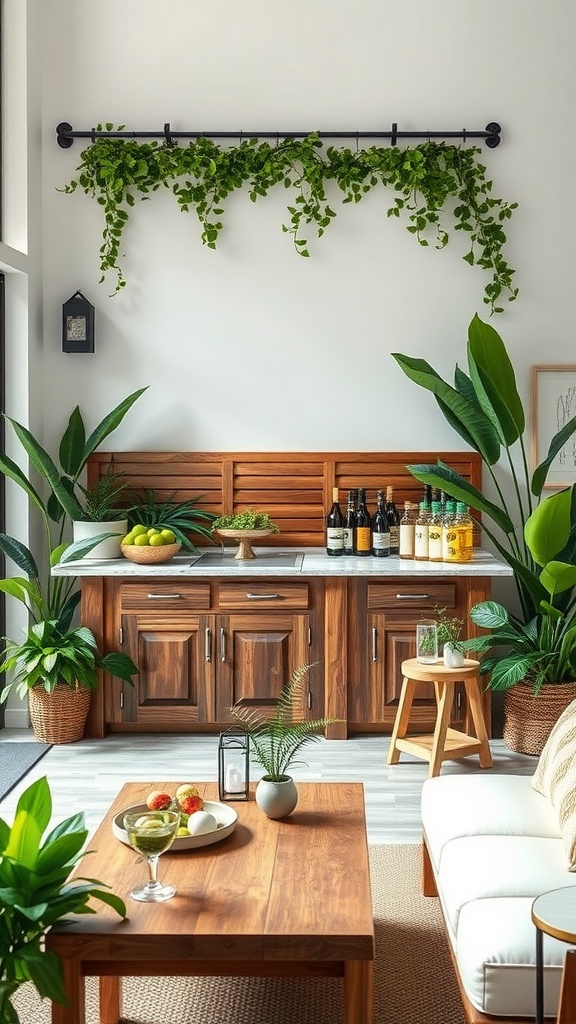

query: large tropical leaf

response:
[81,387,148,470]
[4,417,84,520]
[524,487,573,566]
[467,314,525,444]
[539,560,576,598]
[531,419,576,496]
[405,461,514,533]
[0,534,40,578]
[58,406,87,477]
[392,354,501,464]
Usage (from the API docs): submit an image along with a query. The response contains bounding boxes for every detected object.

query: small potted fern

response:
[72,462,129,560]
[229,663,338,818]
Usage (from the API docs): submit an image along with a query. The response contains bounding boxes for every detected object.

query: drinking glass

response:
[123,810,180,902]
[416,619,438,664]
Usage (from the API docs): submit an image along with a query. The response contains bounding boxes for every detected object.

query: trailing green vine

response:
[62,126,518,313]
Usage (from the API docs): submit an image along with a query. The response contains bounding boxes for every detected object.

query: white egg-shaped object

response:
[186,810,217,835]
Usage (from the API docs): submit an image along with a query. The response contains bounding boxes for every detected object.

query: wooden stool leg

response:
[465,675,493,768]
[557,948,576,1024]
[428,680,454,778]
[387,677,417,765]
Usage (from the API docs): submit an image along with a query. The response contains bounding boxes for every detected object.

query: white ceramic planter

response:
[255,777,298,819]
[73,519,128,560]
[443,643,465,669]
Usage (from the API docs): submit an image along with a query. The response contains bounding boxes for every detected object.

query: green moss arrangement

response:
[62,129,518,313]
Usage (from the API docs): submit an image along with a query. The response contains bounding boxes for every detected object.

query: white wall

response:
[35,0,576,456]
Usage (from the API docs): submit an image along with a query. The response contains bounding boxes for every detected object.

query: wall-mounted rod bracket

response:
[56,121,502,149]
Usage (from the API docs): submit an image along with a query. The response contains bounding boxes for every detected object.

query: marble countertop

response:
[52,547,513,578]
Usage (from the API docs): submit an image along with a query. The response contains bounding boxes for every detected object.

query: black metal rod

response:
[56,121,502,150]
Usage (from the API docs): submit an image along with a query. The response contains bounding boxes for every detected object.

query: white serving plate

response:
[112,800,238,851]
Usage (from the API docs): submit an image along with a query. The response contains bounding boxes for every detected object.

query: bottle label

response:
[442,528,459,561]
[428,527,443,560]
[372,533,390,552]
[389,525,399,551]
[326,527,344,551]
[399,524,414,558]
[342,527,354,552]
[414,526,429,559]
[356,526,371,553]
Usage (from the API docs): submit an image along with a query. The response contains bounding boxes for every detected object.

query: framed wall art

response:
[531,365,576,488]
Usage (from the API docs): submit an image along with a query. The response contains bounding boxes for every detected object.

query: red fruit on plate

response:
[175,783,200,803]
[179,794,204,815]
[146,790,172,811]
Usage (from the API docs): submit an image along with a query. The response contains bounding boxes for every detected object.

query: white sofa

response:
[421,772,576,1021]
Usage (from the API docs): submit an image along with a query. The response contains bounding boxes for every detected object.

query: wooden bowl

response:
[121,542,181,564]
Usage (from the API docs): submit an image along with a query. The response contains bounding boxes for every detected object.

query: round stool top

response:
[532,886,576,943]
[401,657,481,681]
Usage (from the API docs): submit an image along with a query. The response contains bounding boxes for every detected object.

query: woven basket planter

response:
[28,684,91,744]
[503,681,576,756]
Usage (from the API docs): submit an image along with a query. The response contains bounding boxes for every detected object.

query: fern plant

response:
[229,664,338,781]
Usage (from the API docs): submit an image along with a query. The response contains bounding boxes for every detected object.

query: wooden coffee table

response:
[47,781,374,1024]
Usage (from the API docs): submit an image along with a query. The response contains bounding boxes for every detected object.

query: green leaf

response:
[81,388,149,470]
[469,600,511,629]
[531,417,576,496]
[0,450,46,515]
[539,560,576,598]
[0,534,39,578]
[467,314,525,444]
[406,461,514,533]
[391,354,501,465]
[524,487,573,566]
[58,406,87,476]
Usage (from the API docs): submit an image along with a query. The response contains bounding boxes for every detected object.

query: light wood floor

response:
[0,729,536,844]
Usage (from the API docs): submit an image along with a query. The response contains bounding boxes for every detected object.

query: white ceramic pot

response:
[73,519,128,560]
[255,777,298,819]
[443,643,465,669]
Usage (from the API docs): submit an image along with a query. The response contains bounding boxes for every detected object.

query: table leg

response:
[535,925,544,1024]
[51,960,85,1024]
[557,948,576,1024]
[100,977,122,1024]
[428,681,454,778]
[387,678,416,765]
[343,959,373,1024]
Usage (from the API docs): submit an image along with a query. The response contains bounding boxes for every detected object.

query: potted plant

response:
[229,663,338,818]
[0,619,137,743]
[392,314,576,748]
[211,509,280,559]
[434,607,467,668]
[0,775,126,1023]
[127,489,217,551]
[0,390,146,739]
[73,461,130,560]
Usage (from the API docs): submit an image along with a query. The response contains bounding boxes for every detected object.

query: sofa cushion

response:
[456,896,565,1016]
[421,774,561,872]
[532,697,576,870]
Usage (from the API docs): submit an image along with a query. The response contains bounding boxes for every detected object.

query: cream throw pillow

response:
[532,697,576,871]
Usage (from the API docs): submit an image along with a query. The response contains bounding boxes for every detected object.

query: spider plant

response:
[126,489,217,551]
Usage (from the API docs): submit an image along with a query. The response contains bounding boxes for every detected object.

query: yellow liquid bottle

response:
[455,502,473,562]
[441,500,458,562]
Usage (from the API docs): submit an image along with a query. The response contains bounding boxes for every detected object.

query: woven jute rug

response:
[12,843,465,1024]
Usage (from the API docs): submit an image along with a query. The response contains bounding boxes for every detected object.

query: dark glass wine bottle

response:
[371,490,390,557]
[326,486,344,556]
[385,485,401,555]
[343,488,357,555]
[355,487,372,556]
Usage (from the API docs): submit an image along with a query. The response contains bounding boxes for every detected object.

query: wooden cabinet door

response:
[215,612,311,722]
[117,613,214,727]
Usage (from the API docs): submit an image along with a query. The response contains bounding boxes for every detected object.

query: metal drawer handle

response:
[147,593,183,600]
[395,593,432,600]
[220,626,226,663]
[371,626,378,662]
[246,592,282,600]
[205,627,212,663]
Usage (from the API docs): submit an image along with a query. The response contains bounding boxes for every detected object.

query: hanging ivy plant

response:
[62,127,518,313]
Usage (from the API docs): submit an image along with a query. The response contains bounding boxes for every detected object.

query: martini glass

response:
[123,809,180,902]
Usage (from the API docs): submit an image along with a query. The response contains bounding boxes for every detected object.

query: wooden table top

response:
[47,781,374,964]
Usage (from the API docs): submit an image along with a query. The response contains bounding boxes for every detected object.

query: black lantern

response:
[62,290,95,353]
[218,728,250,801]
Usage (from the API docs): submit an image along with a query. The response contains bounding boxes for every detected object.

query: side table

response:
[387,657,492,778]
[532,886,576,1024]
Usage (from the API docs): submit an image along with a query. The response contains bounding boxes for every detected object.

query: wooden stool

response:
[387,658,492,778]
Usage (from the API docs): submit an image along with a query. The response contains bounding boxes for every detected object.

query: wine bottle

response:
[385,486,401,555]
[355,487,372,556]
[326,486,345,556]
[343,488,357,555]
[371,490,390,557]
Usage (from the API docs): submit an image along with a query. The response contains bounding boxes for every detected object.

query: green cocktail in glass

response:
[123,810,180,902]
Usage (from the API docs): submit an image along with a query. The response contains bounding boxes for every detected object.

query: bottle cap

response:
[456,502,468,513]
[431,502,442,513]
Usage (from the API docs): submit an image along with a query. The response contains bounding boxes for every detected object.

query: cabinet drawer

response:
[120,582,211,611]
[367,582,456,610]
[218,582,309,610]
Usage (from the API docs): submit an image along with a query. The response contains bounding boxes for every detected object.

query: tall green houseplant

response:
[392,315,576,624]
